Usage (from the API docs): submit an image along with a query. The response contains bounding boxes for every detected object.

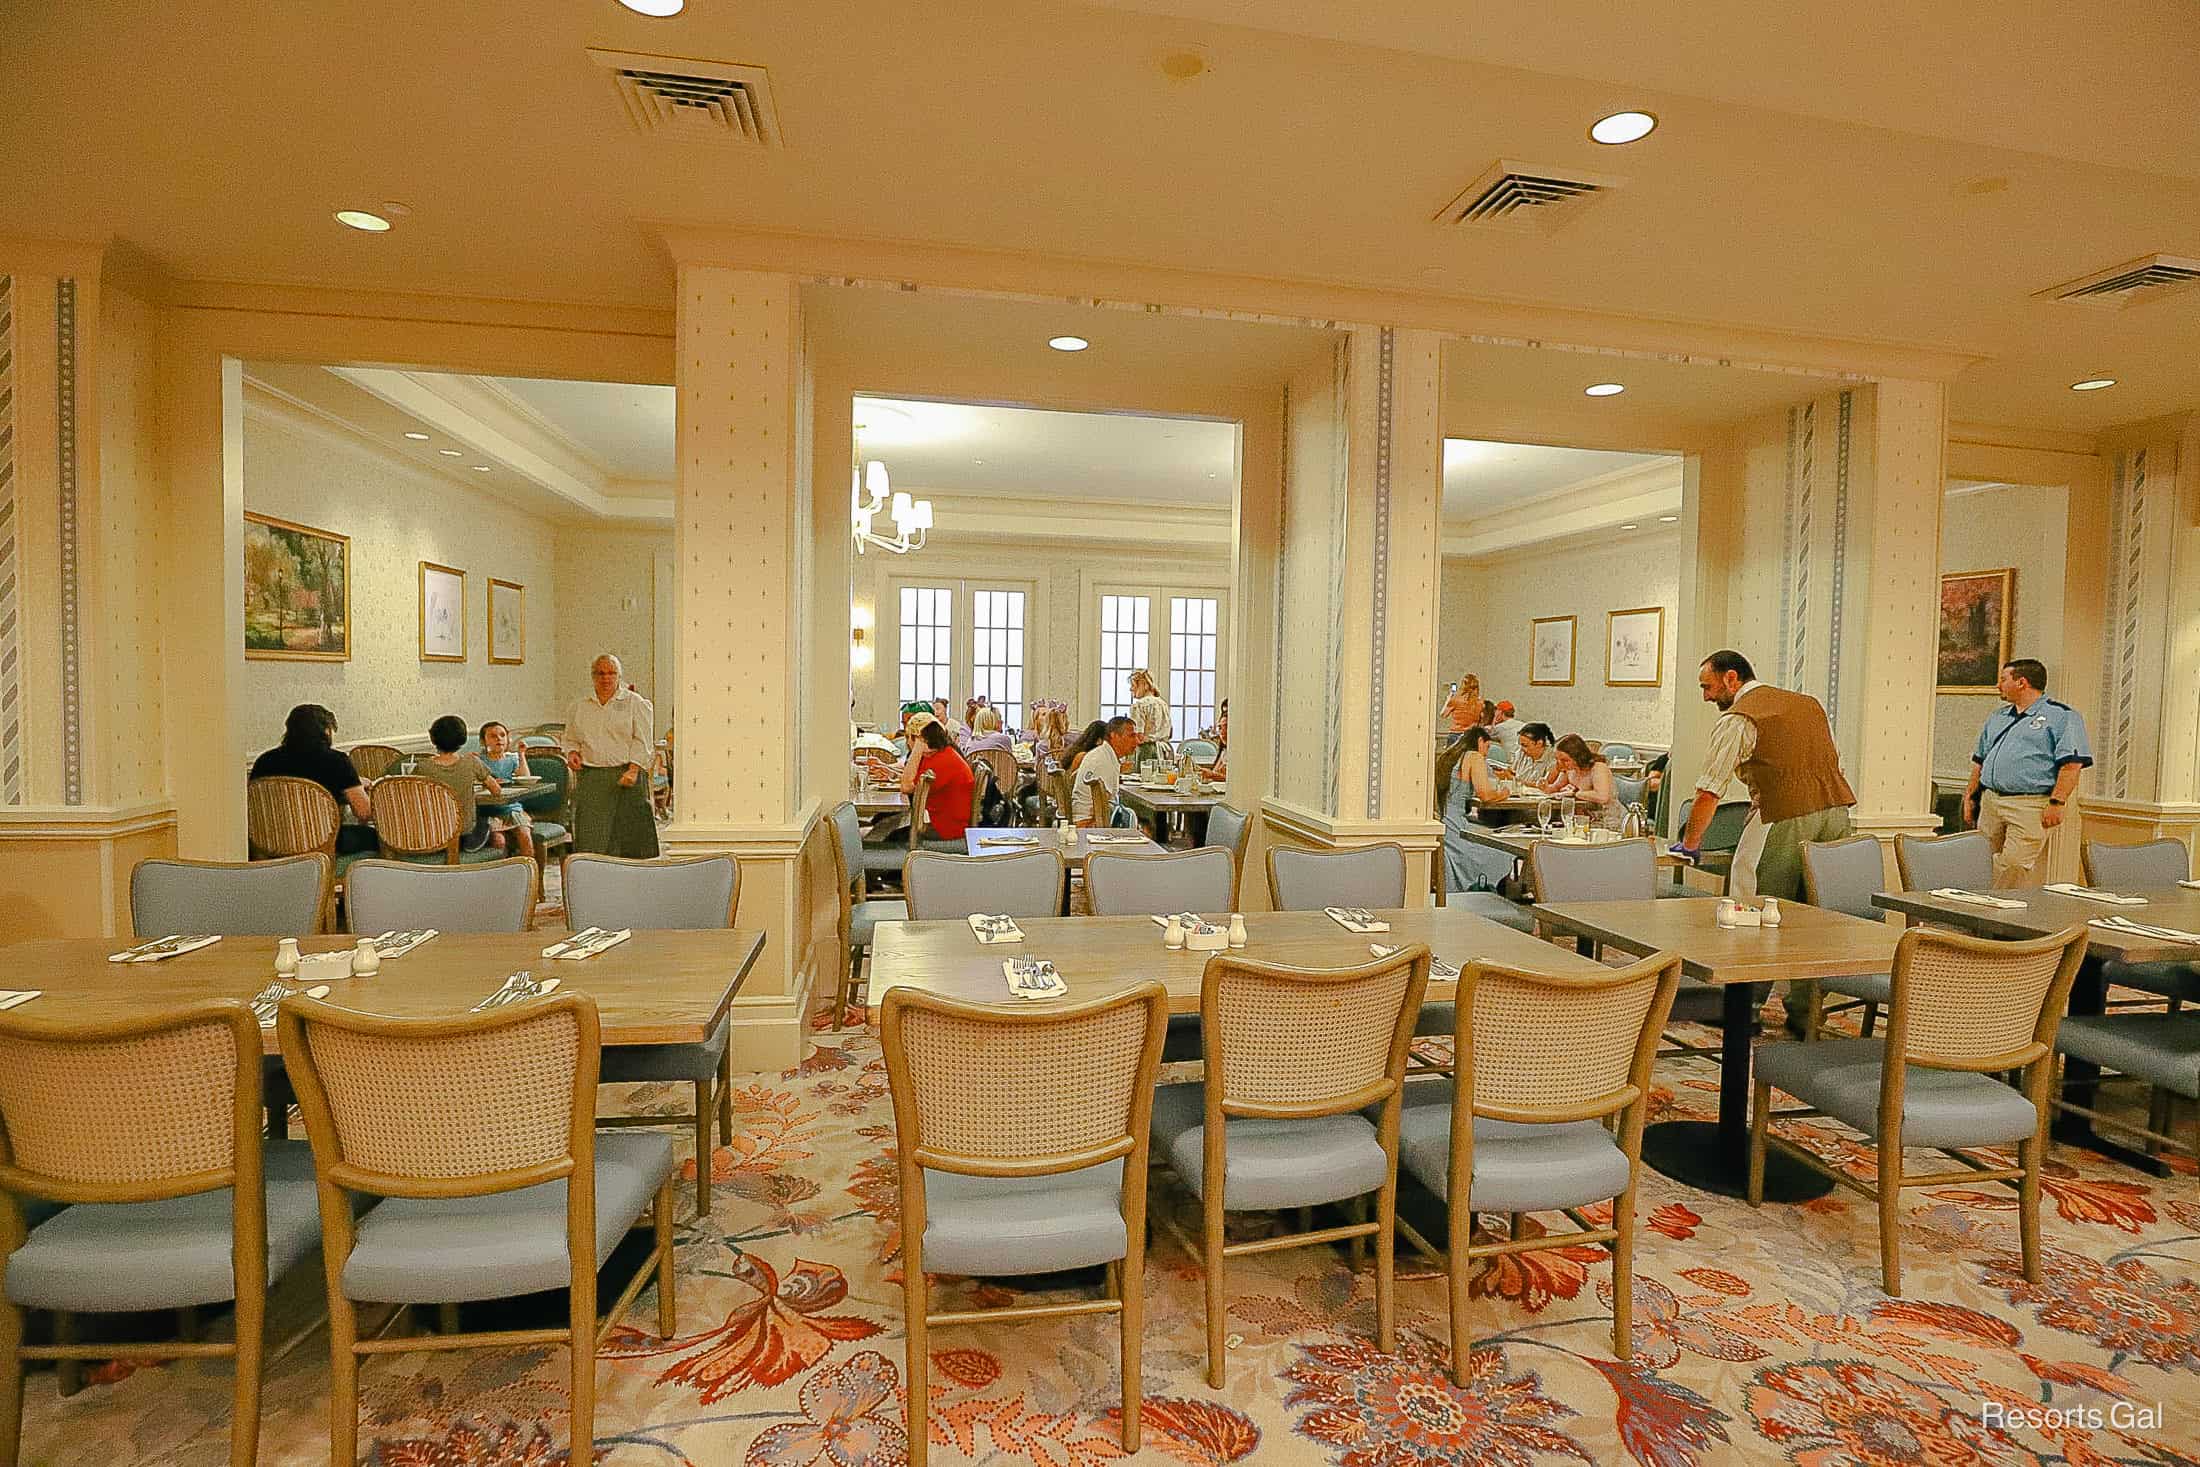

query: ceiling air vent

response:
[588,47,781,147]
[2036,254,2200,309]
[1435,159,1622,235]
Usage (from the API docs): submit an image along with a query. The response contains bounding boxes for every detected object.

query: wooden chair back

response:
[1883,925,2088,1073]
[346,744,405,781]
[369,774,464,861]
[906,770,938,848]
[1454,952,1679,1126]
[1200,946,1428,1119]
[247,775,340,859]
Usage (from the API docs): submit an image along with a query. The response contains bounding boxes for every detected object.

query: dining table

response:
[1452,824,1687,893]
[854,787,909,817]
[1870,881,2200,1175]
[868,904,1605,1016]
[1117,778,1228,843]
[1530,896,1901,1200]
[8,930,766,1054]
[957,826,1164,912]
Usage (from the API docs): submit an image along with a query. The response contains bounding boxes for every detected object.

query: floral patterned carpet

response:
[13,1006,2199,1467]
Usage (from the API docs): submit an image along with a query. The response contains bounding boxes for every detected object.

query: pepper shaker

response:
[274,937,301,978]
[1760,897,1782,927]
[1163,914,1186,950]
[1227,913,1247,948]
[349,937,380,976]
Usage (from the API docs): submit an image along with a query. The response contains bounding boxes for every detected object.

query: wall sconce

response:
[852,625,868,645]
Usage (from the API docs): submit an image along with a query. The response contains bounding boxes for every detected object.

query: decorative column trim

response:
[1783,401,1815,693]
[1825,389,1853,727]
[2098,449,2149,800]
[1320,340,1347,814]
[0,272,19,806]
[1365,327,1394,818]
[56,279,83,807]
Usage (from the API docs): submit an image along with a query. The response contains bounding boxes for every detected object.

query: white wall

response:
[239,396,560,760]
[1438,528,1683,748]
[1932,481,2068,779]
[555,527,674,732]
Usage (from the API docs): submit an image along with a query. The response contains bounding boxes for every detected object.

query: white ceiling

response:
[857,399,1235,503]
[1444,441,1671,519]
[488,377,675,481]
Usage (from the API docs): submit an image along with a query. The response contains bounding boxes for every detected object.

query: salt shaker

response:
[1163,915,1186,950]
[1760,897,1782,927]
[1715,897,1739,928]
[274,937,301,978]
[349,937,380,976]
[1227,913,1247,948]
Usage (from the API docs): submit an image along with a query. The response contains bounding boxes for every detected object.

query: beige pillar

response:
[1258,327,1446,900]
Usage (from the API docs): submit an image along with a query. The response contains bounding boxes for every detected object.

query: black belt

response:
[1983,787,2051,798]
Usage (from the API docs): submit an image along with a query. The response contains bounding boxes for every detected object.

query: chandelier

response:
[851,459,931,556]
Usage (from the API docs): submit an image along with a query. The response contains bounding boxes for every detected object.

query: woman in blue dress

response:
[1441,725,1517,895]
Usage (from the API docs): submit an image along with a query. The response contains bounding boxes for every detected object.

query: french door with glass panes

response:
[886,576,1037,729]
[1092,583,1227,738]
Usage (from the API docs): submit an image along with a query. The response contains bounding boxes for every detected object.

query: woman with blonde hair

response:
[1127,669,1172,751]
[964,704,1015,754]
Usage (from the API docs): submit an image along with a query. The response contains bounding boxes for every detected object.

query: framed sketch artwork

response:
[488,577,526,665]
[1938,567,2014,693]
[1605,607,1665,687]
[243,512,350,661]
[418,561,467,662]
[1529,615,1576,686]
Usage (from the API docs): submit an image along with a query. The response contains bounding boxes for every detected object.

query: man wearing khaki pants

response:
[1963,658,2091,888]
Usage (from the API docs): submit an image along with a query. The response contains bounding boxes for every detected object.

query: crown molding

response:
[1948,420,2100,456]
[161,277,676,339]
[650,222,1983,384]
[1443,457,1683,559]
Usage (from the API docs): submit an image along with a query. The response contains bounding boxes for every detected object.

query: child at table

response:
[409,715,500,854]
[478,720,537,860]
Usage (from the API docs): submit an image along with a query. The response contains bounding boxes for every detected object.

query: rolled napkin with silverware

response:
[1000,957,1067,1000]
[1929,888,2028,909]
[472,970,564,1010]
[107,934,222,964]
[0,991,41,1012]
[1325,906,1391,933]
[251,983,332,1027]
[968,914,1026,944]
[1370,943,1459,980]
[370,929,440,958]
[2089,915,2200,945]
[541,927,632,961]
[2044,883,2148,906]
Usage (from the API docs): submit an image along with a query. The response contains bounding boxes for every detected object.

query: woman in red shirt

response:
[906,718,977,840]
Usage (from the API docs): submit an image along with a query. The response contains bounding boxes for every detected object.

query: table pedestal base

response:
[1640,1119,1835,1202]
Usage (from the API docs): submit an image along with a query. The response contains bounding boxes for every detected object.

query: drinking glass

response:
[1535,796,1555,831]
[1559,795,1578,833]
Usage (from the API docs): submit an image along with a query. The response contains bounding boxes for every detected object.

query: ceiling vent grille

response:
[1435,159,1621,235]
[587,48,781,146]
[2037,254,2200,309]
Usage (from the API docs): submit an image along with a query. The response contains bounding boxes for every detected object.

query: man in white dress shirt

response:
[561,653,660,858]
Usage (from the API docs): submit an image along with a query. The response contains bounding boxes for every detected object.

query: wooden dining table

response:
[1870,882,2200,1174]
[868,905,1605,1015]
[5,930,766,1054]
[960,826,1163,861]
[1117,780,1228,842]
[1530,897,1901,1201]
[1452,825,1687,893]
[854,787,909,817]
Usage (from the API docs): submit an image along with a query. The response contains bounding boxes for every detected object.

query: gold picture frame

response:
[1605,606,1666,687]
[418,561,467,663]
[243,512,351,661]
[1529,615,1576,686]
[1938,567,2015,693]
[488,578,526,665]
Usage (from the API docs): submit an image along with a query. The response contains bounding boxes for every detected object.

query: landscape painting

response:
[243,513,350,661]
[1938,567,2013,693]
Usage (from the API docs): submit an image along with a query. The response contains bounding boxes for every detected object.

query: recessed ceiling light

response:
[616,0,684,14]
[2069,376,2117,392]
[1589,110,1657,146]
[1584,382,1626,397]
[1620,523,1640,531]
[334,209,391,232]
[1158,47,1211,81]
[472,465,492,473]
[402,431,430,441]
[438,448,462,457]
[1048,335,1090,352]
[973,458,986,465]
[1658,514,1679,523]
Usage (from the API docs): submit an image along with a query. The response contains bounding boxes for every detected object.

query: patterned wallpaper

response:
[1272,344,1347,815]
[0,273,17,804]
[238,400,559,765]
[555,527,672,730]
[1932,483,2067,779]
[99,286,167,805]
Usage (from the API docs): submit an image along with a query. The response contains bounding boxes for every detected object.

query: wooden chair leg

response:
[328,1296,360,1467]
[231,1281,265,1467]
[1610,1184,1636,1359]
[903,1265,929,1467]
[692,1079,714,1216]
[1,1298,24,1467]
[1374,1177,1398,1355]
[1802,981,1825,1041]
[52,1315,80,1398]
[1203,1189,1228,1389]
[1119,1235,1144,1452]
[1876,1144,1904,1297]
[2018,1130,2045,1283]
[569,1251,597,1463]
[1859,1001,1879,1039]
[833,946,862,1033]
[1447,1187,1473,1387]
[437,1302,461,1334]
[718,1047,736,1143]
[655,1177,678,1336]
[1746,1079,1770,1206]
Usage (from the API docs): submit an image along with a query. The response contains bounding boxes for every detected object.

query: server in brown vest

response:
[1675,650,1859,1028]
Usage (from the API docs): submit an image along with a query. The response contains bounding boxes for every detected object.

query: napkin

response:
[1001,958,1068,1000]
[252,984,331,1028]
[371,928,440,958]
[1084,831,1149,845]
[2179,879,2200,891]
[1326,906,1391,933]
[1370,943,1460,980]
[107,935,222,963]
[2045,883,2148,906]
[542,928,632,960]
[969,914,1026,944]
[1930,888,2027,909]
[472,973,564,1010]
[0,991,39,1012]
[2089,915,2200,946]
[977,833,1040,847]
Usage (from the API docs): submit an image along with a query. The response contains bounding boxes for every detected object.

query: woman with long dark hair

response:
[248,703,377,852]
[1439,725,1515,893]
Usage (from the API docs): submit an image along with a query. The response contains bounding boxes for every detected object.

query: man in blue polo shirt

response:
[1962,658,2092,887]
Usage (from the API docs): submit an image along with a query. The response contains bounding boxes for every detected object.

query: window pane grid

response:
[971,588,1027,727]
[1099,594,1150,719]
[897,584,953,707]
[1168,596,1220,736]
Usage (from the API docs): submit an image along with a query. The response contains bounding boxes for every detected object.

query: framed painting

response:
[488,577,525,665]
[1605,606,1665,687]
[243,512,350,661]
[1529,615,1576,686]
[419,561,467,663]
[1938,567,2014,693]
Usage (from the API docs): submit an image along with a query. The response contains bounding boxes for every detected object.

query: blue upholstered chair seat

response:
[920,1160,1127,1276]
[1755,1037,2040,1148]
[1393,1081,1631,1211]
[600,1016,730,1085]
[530,820,569,846]
[2102,957,2200,1004]
[852,898,907,945]
[1150,1083,1386,1210]
[1444,891,1535,933]
[342,1132,675,1303]
[2056,1014,2200,1099]
[5,1141,325,1312]
[861,845,909,877]
[1825,972,1893,1004]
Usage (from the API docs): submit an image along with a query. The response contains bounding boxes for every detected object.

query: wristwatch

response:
[2047,798,2065,806]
